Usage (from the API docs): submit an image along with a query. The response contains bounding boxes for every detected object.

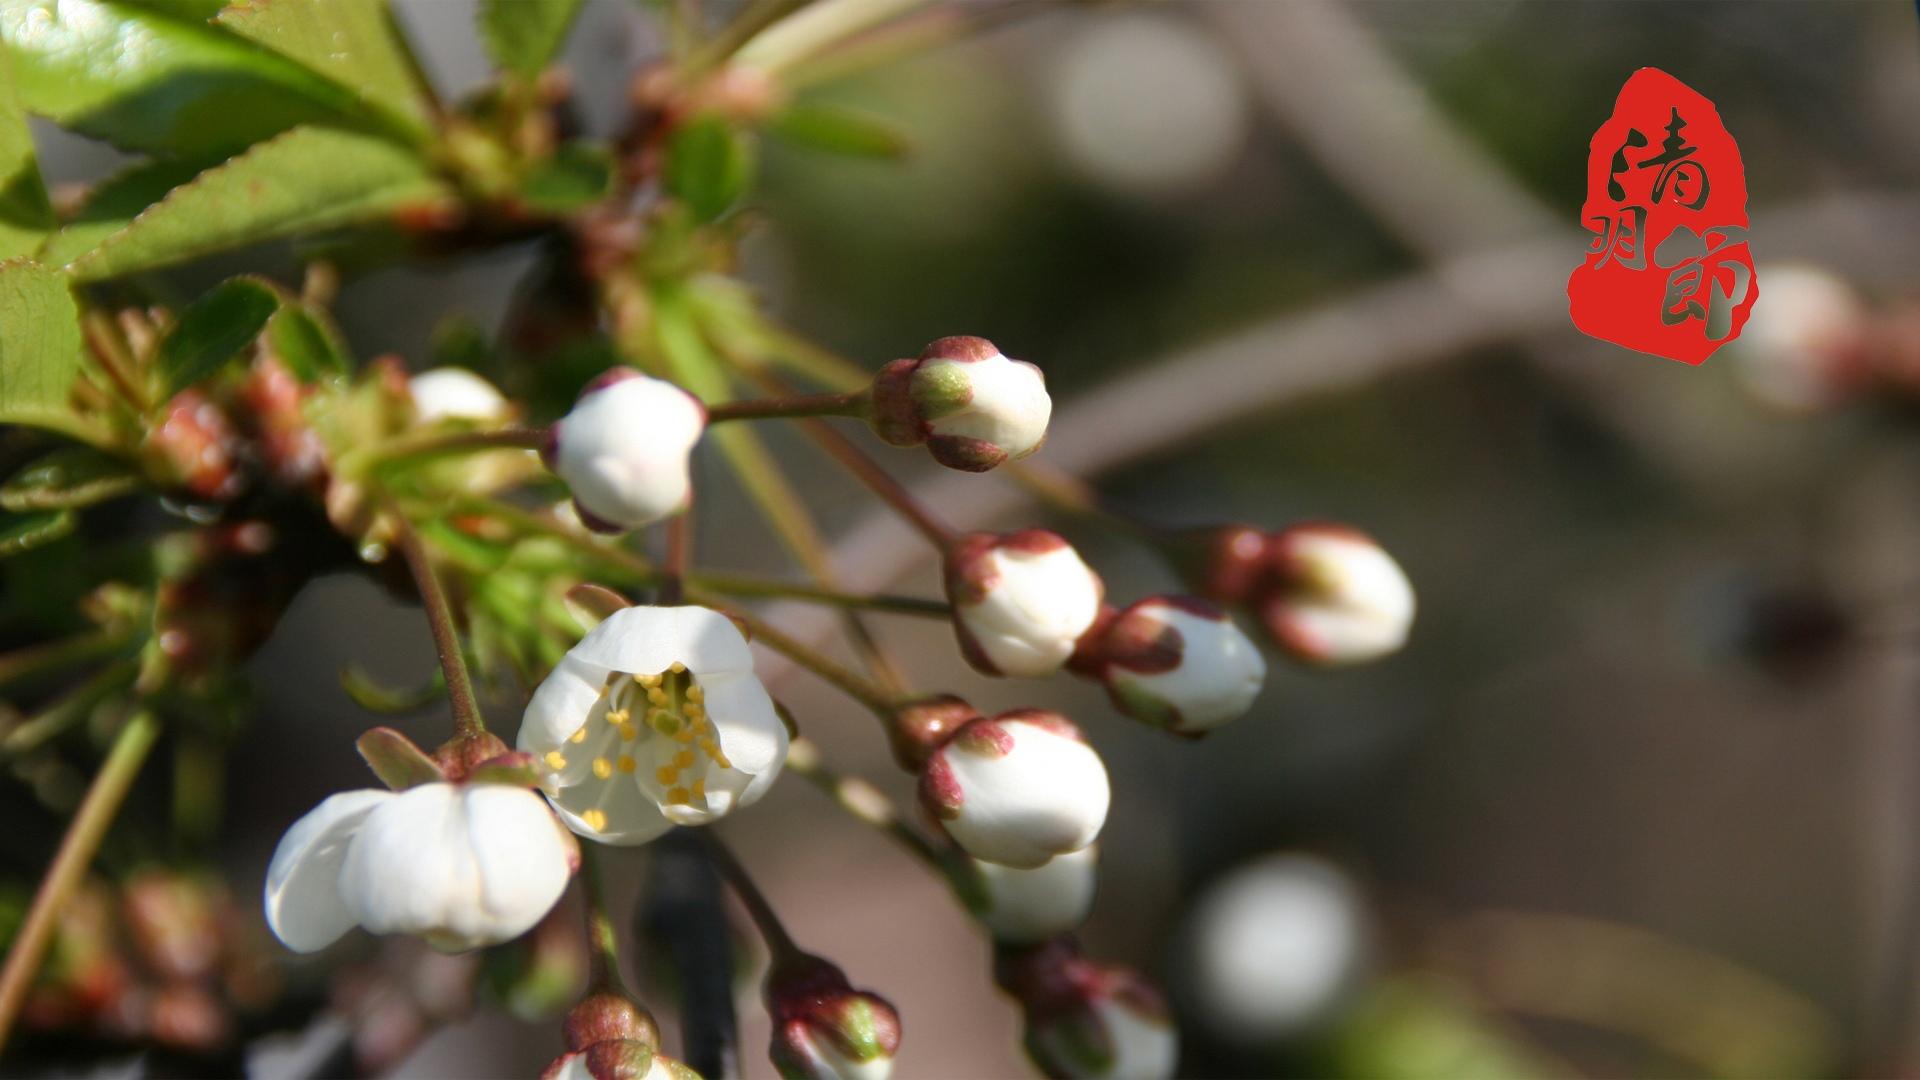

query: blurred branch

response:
[639,829,739,1079]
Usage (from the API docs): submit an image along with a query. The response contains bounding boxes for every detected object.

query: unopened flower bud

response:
[920,711,1110,868]
[996,938,1177,1080]
[945,531,1103,678]
[545,369,706,532]
[543,1039,699,1080]
[1076,597,1265,735]
[1730,264,1872,412]
[885,694,983,771]
[973,845,1098,945]
[409,367,512,424]
[1172,525,1270,607]
[148,390,244,500]
[870,336,1051,471]
[122,870,222,981]
[766,954,902,1080]
[1262,525,1413,666]
[566,991,662,1052]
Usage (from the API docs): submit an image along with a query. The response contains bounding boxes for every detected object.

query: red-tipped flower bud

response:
[565,991,662,1052]
[869,336,1051,472]
[1075,596,1266,735]
[1262,524,1414,666]
[944,530,1104,678]
[766,955,903,1080]
[919,711,1110,869]
[995,938,1177,1080]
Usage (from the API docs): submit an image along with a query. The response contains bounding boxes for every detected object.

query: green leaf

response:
[664,114,754,224]
[0,0,373,160]
[768,103,910,160]
[215,0,433,139]
[0,45,52,259]
[157,277,282,395]
[342,665,444,714]
[478,0,584,78]
[36,158,203,270]
[267,303,351,380]
[66,125,455,282]
[0,260,82,432]
[0,510,74,556]
[0,448,139,511]
[355,726,446,789]
[518,141,615,214]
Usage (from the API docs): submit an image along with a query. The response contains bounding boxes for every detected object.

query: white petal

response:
[460,786,573,943]
[520,652,612,754]
[543,1052,593,1080]
[550,787,675,847]
[944,721,1110,868]
[924,355,1051,459]
[1113,607,1265,732]
[798,1027,896,1080]
[977,845,1098,944]
[553,376,704,528]
[702,672,787,779]
[964,546,1102,677]
[264,789,393,953]
[568,605,754,678]
[410,368,510,423]
[339,784,473,942]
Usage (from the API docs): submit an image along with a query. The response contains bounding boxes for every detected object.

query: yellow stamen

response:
[669,661,687,674]
[569,728,587,745]
[684,703,705,719]
[713,752,732,770]
[686,685,705,704]
[673,750,694,769]
[667,785,691,804]
[673,728,695,744]
[620,722,638,741]
[656,765,680,785]
[690,778,706,801]
[544,751,567,770]
[617,755,636,774]
[581,809,607,832]
[637,673,661,688]
[607,708,629,725]
[592,758,612,780]
[647,688,668,706]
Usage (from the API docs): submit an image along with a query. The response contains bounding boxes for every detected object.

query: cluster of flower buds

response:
[909,703,1110,869]
[265,729,578,954]
[1182,522,1414,666]
[146,389,245,501]
[1070,596,1266,735]
[868,336,1052,472]
[994,936,1177,1079]
[944,530,1104,678]
[544,369,707,532]
[541,990,699,1080]
[763,952,903,1080]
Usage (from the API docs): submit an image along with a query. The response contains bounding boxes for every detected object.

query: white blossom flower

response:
[920,711,1110,868]
[263,782,573,954]
[1732,264,1871,412]
[1185,853,1369,1042]
[944,530,1103,677]
[409,368,511,424]
[1086,596,1266,734]
[974,844,1098,944]
[870,336,1051,472]
[1262,525,1414,666]
[544,369,706,532]
[520,604,787,844]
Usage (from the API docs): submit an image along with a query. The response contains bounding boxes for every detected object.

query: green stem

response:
[0,630,134,692]
[786,738,944,868]
[732,0,931,77]
[579,846,630,994]
[383,500,486,738]
[705,390,868,424]
[682,0,813,76]
[692,595,899,716]
[702,833,802,962]
[0,709,160,1054]
[797,417,956,547]
[368,427,546,472]
[1,661,139,761]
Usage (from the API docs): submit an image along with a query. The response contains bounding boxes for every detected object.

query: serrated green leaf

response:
[157,277,282,395]
[519,141,615,213]
[0,510,74,556]
[0,45,52,259]
[479,0,584,79]
[768,102,909,160]
[37,158,202,270]
[0,448,139,511]
[0,260,81,432]
[215,0,433,139]
[66,125,455,282]
[664,114,754,224]
[1,0,373,160]
[267,302,351,380]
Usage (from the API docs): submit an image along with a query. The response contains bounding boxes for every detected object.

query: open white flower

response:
[1262,525,1414,666]
[945,530,1103,677]
[920,710,1110,868]
[409,368,511,424]
[544,369,706,532]
[870,336,1051,472]
[1089,597,1266,734]
[520,604,788,845]
[264,782,573,954]
[974,844,1098,944]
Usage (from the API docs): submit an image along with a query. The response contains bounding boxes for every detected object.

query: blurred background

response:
[20,0,1920,1075]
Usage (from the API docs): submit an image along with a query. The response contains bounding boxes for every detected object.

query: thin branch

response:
[797,417,955,548]
[368,427,545,472]
[0,709,161,1053]
[690,593,899,717]
[786,738,944,869]
[705,389,867,424]
[702,833,801,962]
[382,500,486,737]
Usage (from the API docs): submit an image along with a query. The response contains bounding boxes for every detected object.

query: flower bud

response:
[409,367,512,424]
[1076,597,1265,735]
[973,845,1098,945]
[870,336,1051,471]
[1730,264,1872,412]
[944,531,1103,678]
[766,954,903,1080]
[543,1039,700,1080]
[1261,525,1413,666]
[147,390,244,500]
[122,870,222,981]
[920,711,1110,869]
[1171,525,1269,607]
[544,368,706,532]
[566,991,662,1052]
[995,938,1177,1080]
[885,694,983,771]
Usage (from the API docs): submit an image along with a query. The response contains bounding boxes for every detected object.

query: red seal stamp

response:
[1567,67,1757,365]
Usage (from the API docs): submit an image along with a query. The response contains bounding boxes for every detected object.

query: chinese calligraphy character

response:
[1654,225,1751,340]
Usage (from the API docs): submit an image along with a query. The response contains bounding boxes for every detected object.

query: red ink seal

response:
[1567,67,1757,365]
